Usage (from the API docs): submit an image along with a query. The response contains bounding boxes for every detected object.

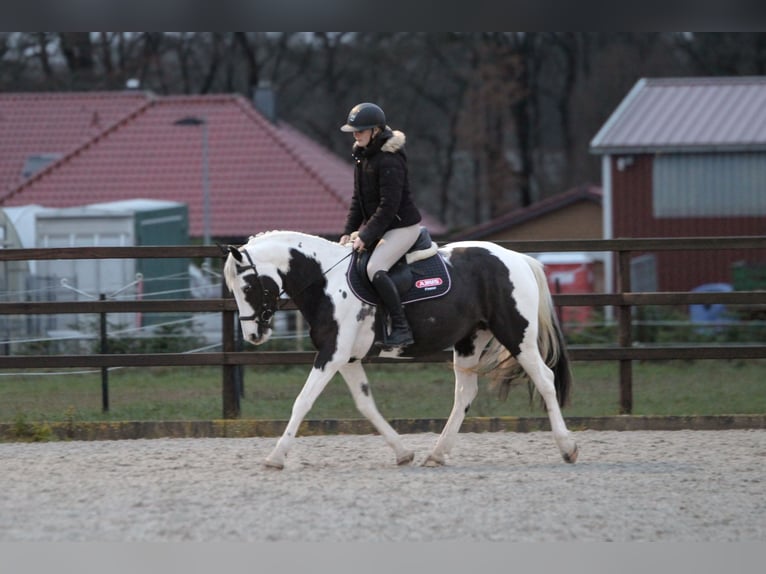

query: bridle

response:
[233,247,353,327]
[234,248,279,328]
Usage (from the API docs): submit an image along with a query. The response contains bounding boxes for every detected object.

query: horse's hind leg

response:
[339,361,414,466]
[424,331,493,467]
[515,347,578,463]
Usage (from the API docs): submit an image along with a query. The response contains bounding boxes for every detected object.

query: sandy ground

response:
[0,429,764,542]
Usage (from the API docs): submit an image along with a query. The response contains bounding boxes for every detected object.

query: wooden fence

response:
[1,237,765,418]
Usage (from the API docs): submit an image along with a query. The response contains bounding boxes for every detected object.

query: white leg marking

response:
[339,362,414,466]
[425,332,492,467]
[264,365,337,469]
[516,344,578,463]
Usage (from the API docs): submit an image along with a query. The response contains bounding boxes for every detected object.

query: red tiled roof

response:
[0,92,359,238]
[450,185,602,240]
[0,91,150,192]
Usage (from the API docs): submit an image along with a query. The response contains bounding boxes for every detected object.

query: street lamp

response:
[173,116,212,251]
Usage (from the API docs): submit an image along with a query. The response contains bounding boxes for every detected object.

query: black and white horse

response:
[224,230,578,469]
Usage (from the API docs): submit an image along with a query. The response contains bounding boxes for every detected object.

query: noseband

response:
[234,249,279,328]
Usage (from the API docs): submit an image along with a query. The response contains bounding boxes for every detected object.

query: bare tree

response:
[58,32,96,87]
[675,32,766,75]
[35,33,54,82]
[234,32,261,96]
[196,32,223,94]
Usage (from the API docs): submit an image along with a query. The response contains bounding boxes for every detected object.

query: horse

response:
[223,229,578,469]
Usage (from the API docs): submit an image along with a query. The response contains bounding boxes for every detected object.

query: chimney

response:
[253,80,277,123]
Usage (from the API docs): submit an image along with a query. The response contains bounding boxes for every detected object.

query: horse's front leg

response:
[264,364,337,470]
[423,360,478,466]
[424,333,491,466]
[339,361,414,466]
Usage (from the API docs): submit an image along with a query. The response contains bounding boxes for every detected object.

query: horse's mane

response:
[245,229,338,246]
[222,247,241,291]
[225,230,346,290]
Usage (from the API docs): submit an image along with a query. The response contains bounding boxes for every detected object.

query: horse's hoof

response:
[263,458,284,470]
[422,455,445,467]
[397,451,415,466]
[562,444,579,464]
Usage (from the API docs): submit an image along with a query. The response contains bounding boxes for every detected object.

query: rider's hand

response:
[339,234,351,246]
[352,236,366,252]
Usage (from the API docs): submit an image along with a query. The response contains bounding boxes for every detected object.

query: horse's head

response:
[223,244,282,345]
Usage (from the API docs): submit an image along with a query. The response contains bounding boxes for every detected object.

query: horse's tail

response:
[481,254,572,408]
[526,254,572,408]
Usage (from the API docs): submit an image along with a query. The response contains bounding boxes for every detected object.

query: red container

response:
[537,252,595,326]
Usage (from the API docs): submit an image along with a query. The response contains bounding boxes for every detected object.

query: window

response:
[21,154,62,179]
[653,152,766,217]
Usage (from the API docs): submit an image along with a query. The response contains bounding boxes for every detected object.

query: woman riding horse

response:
[338,102,423,349]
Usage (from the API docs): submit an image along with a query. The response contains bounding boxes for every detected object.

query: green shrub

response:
[11,413,54,442]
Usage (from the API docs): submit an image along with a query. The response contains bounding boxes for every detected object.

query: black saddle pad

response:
[346,251,452,306]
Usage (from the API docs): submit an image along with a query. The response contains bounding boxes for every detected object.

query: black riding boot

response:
[372,270,414,348]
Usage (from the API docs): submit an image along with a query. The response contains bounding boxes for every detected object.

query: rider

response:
[339,102,422,348]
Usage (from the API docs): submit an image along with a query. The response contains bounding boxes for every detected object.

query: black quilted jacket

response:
[342,128,422,246]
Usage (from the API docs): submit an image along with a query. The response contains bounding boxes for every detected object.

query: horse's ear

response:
[216,242,229,256]
[227,245,243,262]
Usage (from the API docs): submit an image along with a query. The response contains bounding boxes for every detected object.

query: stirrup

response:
[383,326,414,348]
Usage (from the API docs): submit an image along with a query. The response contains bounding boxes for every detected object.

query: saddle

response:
[346,227,451,306]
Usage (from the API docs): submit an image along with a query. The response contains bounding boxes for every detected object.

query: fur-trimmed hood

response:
[381,129,405,153]
[352,127,406,156]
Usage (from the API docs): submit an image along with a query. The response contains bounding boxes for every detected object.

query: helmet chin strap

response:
[363,127,381,147]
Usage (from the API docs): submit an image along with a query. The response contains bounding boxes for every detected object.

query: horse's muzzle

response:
[246,327,272,346]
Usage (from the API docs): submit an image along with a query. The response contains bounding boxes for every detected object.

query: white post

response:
[602,154,614,322]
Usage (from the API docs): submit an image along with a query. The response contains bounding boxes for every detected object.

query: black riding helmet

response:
[340,102,386,132]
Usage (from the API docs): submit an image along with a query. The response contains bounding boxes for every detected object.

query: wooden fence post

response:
[99,293,109,413]
[221,281,240,419]
[617,250,633,414]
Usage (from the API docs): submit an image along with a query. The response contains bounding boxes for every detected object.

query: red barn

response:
[590,76,766,293]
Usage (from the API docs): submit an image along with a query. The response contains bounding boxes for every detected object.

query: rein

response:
[321,250,354,276]
[287,249,353,300]
[235,248,353,325]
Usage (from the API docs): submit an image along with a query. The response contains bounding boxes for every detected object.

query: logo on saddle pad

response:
[415,277,443,290]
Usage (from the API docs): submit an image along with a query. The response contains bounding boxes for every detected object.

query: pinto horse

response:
[224,230,578,469]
